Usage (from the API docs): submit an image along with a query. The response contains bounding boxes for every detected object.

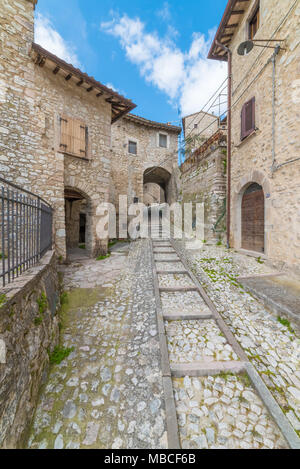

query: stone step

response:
[154,258,180,263]
[171,360,246,377]
[156,270,189,275]
[159,286,198,293]
[163,312,213,321]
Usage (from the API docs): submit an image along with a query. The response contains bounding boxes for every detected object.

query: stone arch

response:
[232,170,272,256]
[143,167,172,204]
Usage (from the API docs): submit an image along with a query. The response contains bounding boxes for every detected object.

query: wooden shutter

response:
[60,116,87,158]
[241,97,255,140]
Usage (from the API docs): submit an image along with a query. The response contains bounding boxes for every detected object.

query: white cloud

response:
[101,15,227,116]
[35,13,81,68]
[157,2,171,22]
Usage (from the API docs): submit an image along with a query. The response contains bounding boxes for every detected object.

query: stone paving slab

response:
[165,320,240,364]
[173,374,288,449]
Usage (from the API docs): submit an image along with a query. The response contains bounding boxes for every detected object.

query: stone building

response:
[180,128,227,242]
[110,114,181,216]
[0,0,135,259]
[209,0,300,273]
[182,111,222,153]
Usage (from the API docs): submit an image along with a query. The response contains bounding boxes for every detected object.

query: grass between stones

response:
[48,346,74,365]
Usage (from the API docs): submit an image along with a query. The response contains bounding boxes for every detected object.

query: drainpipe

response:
[216,41,232,249]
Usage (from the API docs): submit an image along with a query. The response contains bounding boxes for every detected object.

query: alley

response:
[27,236,300,449]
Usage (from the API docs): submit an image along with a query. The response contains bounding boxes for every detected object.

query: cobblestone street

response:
[27,241,167,449]
[25,237,300,449]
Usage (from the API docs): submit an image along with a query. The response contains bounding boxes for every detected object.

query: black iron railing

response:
[0,177,53,287]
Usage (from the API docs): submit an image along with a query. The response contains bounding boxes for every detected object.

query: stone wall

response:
[0,0,112,259]
[228,0,300,273]
[0,251,60,449]
[110,115,181,214]
[144,183,165,206]
[180,134,227,242]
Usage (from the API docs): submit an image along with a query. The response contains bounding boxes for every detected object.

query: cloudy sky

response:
[35,0,228,124]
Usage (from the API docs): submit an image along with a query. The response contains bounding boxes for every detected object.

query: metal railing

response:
[0,177,53,287]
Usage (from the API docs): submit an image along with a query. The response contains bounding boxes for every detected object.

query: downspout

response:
[216,41,232,249]
[271,45,280,174]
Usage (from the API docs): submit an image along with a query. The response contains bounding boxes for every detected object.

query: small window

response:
[133,197,139,204]
[241,97,255,140]
[249,4,260,40]
[128,141,137,155]
[194,124,198,129]
[159,134,167,148]
[60,117,88,158]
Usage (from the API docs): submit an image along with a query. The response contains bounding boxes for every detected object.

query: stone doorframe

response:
[231,170,272,257]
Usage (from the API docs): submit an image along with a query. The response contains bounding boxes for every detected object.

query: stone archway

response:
[143,167,172,204]
[232,170,271,256]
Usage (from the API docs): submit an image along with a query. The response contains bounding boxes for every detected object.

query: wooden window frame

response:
[241,97,256,141]
[249,3,260,40]
[128,140,137,155]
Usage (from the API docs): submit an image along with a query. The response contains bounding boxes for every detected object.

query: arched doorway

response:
[241,183,265,253]
[143,167,171,204]
[64,187,92,258]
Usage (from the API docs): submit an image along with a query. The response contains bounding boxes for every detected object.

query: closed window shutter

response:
[60,117,87,157]
[241,97,255,140]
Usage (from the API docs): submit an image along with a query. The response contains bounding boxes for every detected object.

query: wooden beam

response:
[232,10,245,14]
[222,33,234,38]
[77,79,84,87]
[96,92,103,97]
[53,66,60,74]
[224,23,238,28]
[86,86,93,92]
[65,74,72,81]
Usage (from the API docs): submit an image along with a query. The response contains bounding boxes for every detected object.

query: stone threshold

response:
[171,361,246,377]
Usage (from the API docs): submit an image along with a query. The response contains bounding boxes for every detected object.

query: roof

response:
[208,0,251,61]
[31,43,136,123]
[123,113,182,133]
[182,110,216,121]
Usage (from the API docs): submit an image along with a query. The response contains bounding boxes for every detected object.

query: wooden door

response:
[242,184,264,253]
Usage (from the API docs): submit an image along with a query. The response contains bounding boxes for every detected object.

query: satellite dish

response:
[237,40,254,56]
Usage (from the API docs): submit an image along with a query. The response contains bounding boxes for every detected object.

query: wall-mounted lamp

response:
[237,39,285,56]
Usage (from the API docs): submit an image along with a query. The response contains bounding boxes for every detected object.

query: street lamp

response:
[237,39,285,56]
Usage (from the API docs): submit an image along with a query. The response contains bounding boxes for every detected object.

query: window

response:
[159,133,167,148]
[249,5,260,40]
[133,197,139,204]
[60,117,88,158]
[128,140,137,155]
[241,97,255,140]
[194,124,198,129]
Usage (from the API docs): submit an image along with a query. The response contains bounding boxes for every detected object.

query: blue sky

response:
[35,0,228,125]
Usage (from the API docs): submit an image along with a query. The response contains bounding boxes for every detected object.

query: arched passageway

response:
[143,167,171,204]
[241,183,265,253]
[64,187,92,258]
